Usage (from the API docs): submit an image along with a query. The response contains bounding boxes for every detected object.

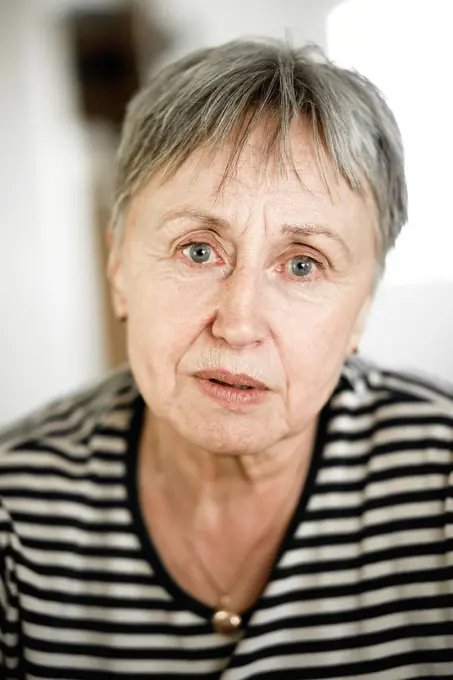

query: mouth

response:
[193,370,269,409]
[209,379,252,390]
[194,370,268,391]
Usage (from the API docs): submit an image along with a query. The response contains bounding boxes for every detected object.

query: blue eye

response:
[290,257,314,277]
[187,243,212,263]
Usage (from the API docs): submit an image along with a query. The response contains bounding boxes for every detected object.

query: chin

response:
[177,414,282,455]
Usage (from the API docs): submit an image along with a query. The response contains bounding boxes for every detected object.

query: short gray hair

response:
[112,39,407,261]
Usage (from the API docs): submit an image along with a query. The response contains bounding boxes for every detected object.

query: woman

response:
[1,39,452,679]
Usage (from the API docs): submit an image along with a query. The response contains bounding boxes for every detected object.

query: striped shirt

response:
[0,359,452,679]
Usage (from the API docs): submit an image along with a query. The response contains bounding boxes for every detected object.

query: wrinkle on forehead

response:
[188,120,356,215]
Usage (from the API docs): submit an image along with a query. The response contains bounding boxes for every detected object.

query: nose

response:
[211,266,268,348]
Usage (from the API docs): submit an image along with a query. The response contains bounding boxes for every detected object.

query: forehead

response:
[128,120,376,244]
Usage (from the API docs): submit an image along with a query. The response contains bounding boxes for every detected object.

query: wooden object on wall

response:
[69,6,140,128]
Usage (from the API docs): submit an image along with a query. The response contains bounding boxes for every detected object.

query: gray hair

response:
[112,39,407,261]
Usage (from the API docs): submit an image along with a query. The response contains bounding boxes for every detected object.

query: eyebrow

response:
[280,223,352,259]
[158,209,228,232]
[158,209,352,259]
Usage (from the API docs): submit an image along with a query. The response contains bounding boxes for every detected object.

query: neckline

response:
[124,389,335,626]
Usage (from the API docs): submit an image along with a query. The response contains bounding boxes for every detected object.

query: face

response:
[109,121,377,455]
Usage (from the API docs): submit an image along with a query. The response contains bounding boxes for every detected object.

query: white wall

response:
[328,0,453,382]
[0,0,107,427]
[148,0,339,65]
[0,3,42,425]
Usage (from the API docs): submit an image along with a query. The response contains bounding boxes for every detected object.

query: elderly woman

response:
[1,39,452,680]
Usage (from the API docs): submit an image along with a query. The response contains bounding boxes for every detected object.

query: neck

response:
[139,409,318,521]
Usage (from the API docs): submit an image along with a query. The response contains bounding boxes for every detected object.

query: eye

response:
[183,242,214,264]
[289,256,316,278]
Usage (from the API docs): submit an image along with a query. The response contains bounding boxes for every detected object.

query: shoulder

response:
[0,365,139,469]
[340,356,453,417]
[334,357,453,459]
[0,367,140,585]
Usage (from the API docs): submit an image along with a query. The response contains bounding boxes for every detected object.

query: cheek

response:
[273,292,363,395]
[127,273,217,371]
[275,287,362,354]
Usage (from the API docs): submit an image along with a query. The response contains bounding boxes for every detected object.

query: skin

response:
[108,120,378,608]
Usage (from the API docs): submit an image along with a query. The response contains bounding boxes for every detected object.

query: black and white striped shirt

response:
[1,360,452,679]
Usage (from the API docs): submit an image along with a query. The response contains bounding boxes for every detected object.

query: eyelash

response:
[178,240,222,267]
[177,239,325,282]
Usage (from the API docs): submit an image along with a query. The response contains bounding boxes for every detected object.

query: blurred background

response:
[1,0,452,427]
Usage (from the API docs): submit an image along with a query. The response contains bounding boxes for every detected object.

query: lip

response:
[193,369,268,390]
[193,370,269,410]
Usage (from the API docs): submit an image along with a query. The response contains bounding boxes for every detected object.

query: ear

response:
[346,294,373,356]
[106,229,128,323]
